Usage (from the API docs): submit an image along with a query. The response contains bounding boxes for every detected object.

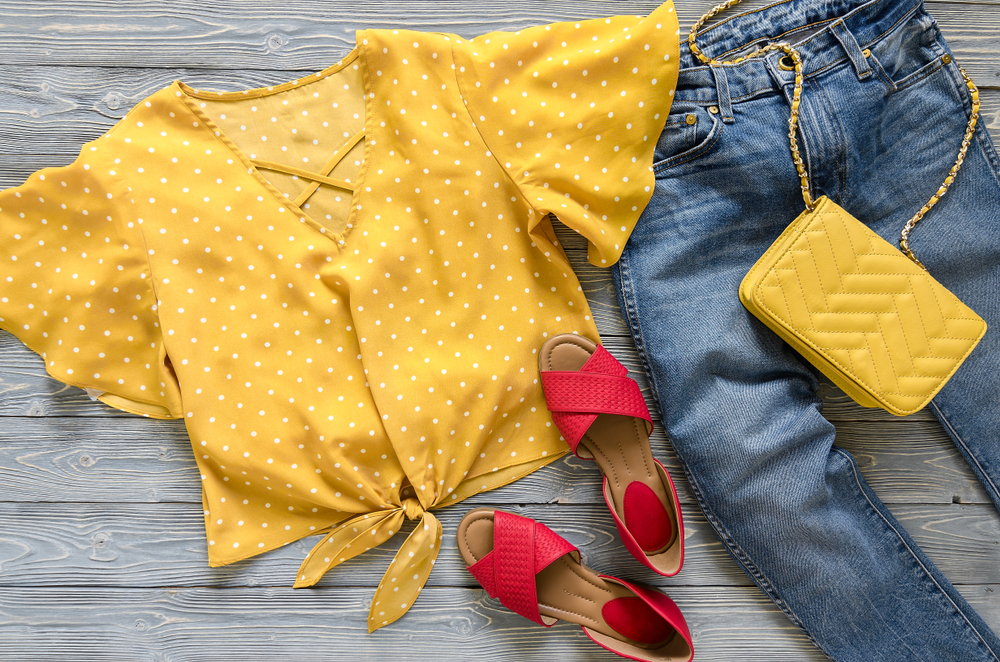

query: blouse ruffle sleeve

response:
[452,1,681,267]
[0,137,183,418]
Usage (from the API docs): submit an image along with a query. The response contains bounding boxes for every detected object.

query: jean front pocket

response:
[653,103,722,176]
[865,9,947,93]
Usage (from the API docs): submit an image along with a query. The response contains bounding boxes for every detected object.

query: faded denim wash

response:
[614,0,1000,658]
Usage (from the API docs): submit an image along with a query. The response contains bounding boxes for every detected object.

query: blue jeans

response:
[613,0,1000,659]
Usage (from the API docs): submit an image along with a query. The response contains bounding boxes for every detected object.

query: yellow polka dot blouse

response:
[0,4,679,630]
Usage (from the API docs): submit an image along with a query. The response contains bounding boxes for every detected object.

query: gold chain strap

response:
[688,0,980,268]
[898,71,979,267]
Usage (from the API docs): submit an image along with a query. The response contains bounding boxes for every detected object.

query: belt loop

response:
[710,64,735,124]
[830,19,872,79]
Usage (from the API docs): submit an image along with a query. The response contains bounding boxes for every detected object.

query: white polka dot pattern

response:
[453,2,680,266]
[0,1,681,632]
[0,145,182,418]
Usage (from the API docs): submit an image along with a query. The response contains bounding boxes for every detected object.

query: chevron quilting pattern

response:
[744,197,986,415]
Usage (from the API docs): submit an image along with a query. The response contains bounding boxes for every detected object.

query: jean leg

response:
[831,31,1000,513]
[613,57,1000,659]
[615,231,1000,660]
[890,74,1000,514]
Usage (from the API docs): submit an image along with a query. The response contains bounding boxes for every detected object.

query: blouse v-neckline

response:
[169,34,372,248]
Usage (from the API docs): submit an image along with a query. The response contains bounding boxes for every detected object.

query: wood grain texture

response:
[0,290,942,424]
[0,503,741,588]
[0,0,995,73]
[1,0,998,658]
[0,68,997,157]
[0,585,830,662]
[2,583,999,662]
[0,409,986,505]
[0,502,996,589]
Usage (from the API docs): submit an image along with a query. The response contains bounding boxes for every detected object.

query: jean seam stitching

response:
[685,3,921,105]
[810,76,848,202]
[833,445,1000,660]
[798,79,817,200]
[866,50,899,92]
[700,0,907,61]
[938,57,1000,190]
[930,400,1000,504]
[653,114,724,175]
[676,449,833,658]
[892,58,944,93]
[974,123,1000,189]
[615,257,831,656]
[615,252,661,409]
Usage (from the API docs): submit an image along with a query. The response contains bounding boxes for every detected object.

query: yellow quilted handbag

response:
[739,197,986,415]
[690,1,988,416]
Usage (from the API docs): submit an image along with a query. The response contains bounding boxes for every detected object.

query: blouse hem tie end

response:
[293,498,443,633]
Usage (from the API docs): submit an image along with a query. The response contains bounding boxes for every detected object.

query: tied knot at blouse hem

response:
[0,2,680,631]
[292,461,550,633]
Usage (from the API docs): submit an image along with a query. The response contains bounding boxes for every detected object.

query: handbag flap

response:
[740,197,987,415]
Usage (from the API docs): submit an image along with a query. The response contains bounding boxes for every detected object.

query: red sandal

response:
[458,508,694,662]
[540,334,684,576]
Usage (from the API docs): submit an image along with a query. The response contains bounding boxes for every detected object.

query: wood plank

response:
[0,502,995,589]
[964,585,1000,624]
[831,420,994,505]
[0,584,835,662]
[3,583,996,662]
[0,0,994,73]
[0,413,986,505]
[0,414,659,503]
[0,2,996,659]
[0,503,743,588]
[0,302,956,424]
[1,288,940,424]
[0,68,997,157]
[894,504,1000,575]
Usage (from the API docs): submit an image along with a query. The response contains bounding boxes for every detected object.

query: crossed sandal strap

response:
[540,345,653,454]
[467,511,577,626]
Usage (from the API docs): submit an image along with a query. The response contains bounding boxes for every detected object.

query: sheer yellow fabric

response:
[0,3,679,630]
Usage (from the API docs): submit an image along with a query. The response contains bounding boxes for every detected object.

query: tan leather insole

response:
[541,336,677,553]
[457,509,674,649]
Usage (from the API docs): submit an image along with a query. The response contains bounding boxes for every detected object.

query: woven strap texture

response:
[495,512,542,624]
[467,511,577,626]
[747,198,986,415]
[467,554,500,598]
[541,345,653,453]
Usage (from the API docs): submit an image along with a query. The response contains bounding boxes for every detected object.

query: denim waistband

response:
[675,0,924,104]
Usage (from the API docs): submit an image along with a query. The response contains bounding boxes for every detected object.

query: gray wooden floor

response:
[1,1,998,660]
